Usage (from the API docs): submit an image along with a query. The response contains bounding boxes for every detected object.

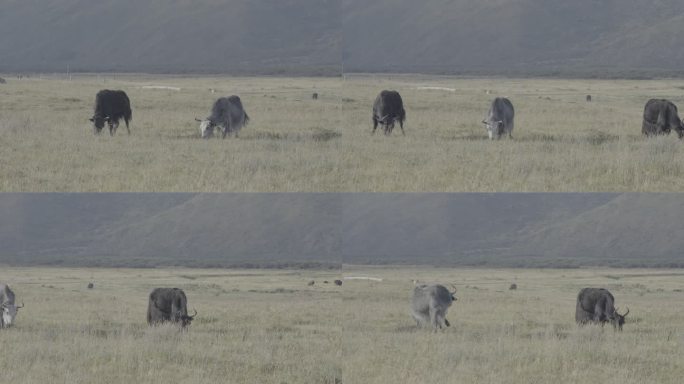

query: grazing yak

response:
[586,95,592,102]
[90,90,132,135]
[483,97,514,140]
[334,279,343,286]
[312,92,318,100]
[411,283,457,329]
[372,90,406,135]
[197,96,249,139]
[1,284,23,328]
[147,288,196,328]
[642,99,684,138]
[575,288,629,331]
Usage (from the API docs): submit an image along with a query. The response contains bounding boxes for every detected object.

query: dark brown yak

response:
[575,288,629,330]
[372,90,406,135]
[147,288,196,328]
[642,99,684,138]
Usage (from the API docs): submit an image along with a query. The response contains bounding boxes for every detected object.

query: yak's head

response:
[196,118,216,139]
[1,302,23,328]
[179,308,197,327]
[89,115,110,132]
[677,120,684,139]
[482,119,503,140]
[610,307,629,331]
[449,284,458,302]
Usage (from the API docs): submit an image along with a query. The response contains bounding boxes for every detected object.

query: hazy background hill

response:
[342,0,684,76]
[2,1,684,76]
[342,194,684,267]
[1,194,683,268]
[0,0,341,74]
[0,194,341,268]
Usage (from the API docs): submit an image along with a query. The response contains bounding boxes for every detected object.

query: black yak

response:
[89,90,132,135]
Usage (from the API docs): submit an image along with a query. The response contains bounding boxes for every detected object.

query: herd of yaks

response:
[1,280,628,331]
[87,87,684,140]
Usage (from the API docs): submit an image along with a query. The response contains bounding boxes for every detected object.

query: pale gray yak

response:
[575,288,629,331]
[147,288,196,328]
[0,284,23,328]
[372,90,406,135]
[642,99,684,138]
[482,97,514,139]
[411,283,457,329]
[197,95,249,139]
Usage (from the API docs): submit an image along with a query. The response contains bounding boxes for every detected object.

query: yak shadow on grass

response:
[394,325,420,333]
[446,131,625,145]
[247,129,342,142]
[168,129,342,142]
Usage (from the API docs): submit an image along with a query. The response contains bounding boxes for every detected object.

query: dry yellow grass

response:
[340,75,684,191]
[0,267,682,383]
[342,266,684,384]
[0,75,342,191]
[0,267,342,384]
[2,74,684,191]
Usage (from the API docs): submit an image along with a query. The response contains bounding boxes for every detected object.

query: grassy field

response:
[342,266,684,384]
[0,267,342,384]
[0,267,681,383]
[340,75,684,191]
[3,74,684,191]
[0,74,342,192]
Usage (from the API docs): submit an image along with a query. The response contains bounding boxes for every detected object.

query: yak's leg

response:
[435,309,449,328]
[429,304,441,329]
[372,118,378,135]
[125,118,130,135]
[399,120,405,136]
[108,121,119,136]
[411,313,423,327]
[385,122,394,136]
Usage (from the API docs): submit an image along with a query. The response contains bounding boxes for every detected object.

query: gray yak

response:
[147,288,196,328]
[372,90,406,135]
[197,96,249,139]
[0,284,23,328]
[89,90,132,135]
[411,283,457,329]
[642,99,684,138]
[482,97,514,140]
[575,288,629,331]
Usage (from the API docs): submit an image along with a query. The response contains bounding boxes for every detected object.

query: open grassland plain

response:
[0,267,342,384]
[1,267,682,384]
[342,266,683,384]
[3,74,684,191]
[0,75,342,191]
[341,75,684,191]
